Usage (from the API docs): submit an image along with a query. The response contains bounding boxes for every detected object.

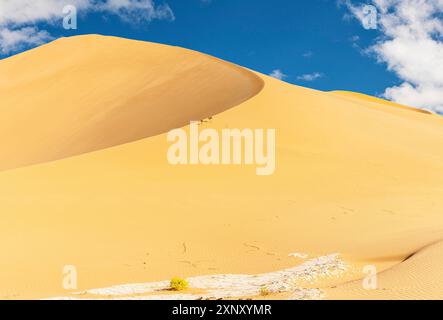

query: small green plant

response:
[170,277,189,291]
[259,286,271,296]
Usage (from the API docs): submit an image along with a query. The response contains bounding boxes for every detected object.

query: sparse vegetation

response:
[259,286,271,296]
[170,277,189,291]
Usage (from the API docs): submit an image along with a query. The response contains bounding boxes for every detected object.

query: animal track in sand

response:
[243,242,261,251]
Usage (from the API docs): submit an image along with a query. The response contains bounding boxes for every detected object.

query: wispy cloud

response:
[0,27,53,54]
[303,51,313,58]
[297,72,324,82]
[0,0,175,54]
[344,0,443,113]
[269,69,288,80]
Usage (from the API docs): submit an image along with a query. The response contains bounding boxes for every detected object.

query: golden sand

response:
[0,35,261,171]
[1,35,443,299]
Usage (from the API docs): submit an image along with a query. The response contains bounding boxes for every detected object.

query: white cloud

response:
[297,72,323,82]
[345,0,443,113]
[0,0,174,54]
[0,27,53,54]
[269,69,287,80]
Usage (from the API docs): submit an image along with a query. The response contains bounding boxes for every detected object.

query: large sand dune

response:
[0,35,262,171]
[1,35,443,299]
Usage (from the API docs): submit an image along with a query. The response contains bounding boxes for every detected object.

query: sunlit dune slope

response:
[1,35,443,299]
[0,35,262,171]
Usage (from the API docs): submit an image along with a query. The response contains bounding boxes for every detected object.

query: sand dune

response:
[1,35,443,299]
[0,35,262,171]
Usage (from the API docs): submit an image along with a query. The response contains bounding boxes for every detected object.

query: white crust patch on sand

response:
[288,252,309,259]
[49,254,347,300]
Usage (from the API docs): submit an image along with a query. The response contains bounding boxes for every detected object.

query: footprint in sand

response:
[243,242,261,254]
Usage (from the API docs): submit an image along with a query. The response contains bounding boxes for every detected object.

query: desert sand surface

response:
[324,240,443,300]
[0,35,261,171]
[1,35,443,299]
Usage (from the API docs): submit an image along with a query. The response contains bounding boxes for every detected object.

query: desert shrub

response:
[259,286,271,296]
[170,277,189,291]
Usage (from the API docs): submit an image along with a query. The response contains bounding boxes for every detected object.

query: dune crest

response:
[325,241,443,300]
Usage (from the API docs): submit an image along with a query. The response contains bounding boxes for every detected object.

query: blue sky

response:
[1,0,442,112]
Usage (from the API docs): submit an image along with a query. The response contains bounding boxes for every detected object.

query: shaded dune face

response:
[0,35,263,171]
